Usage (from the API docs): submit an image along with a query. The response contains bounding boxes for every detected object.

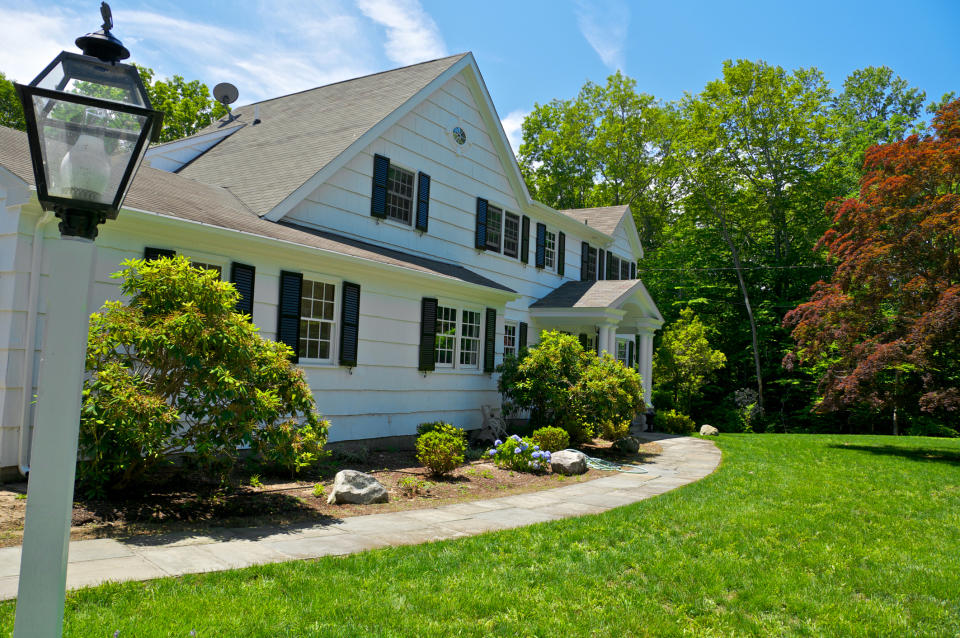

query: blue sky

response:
[2,0,957,151]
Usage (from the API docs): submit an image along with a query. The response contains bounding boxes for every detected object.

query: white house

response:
[0,52,663,476]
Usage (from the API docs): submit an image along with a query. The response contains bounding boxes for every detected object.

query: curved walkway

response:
[0,435,720,599]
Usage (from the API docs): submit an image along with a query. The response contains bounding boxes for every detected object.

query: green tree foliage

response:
[134,65,229,143]
[784,100,960,435]
[0,71,25,130]
[654,307,727,414]
[79,257,327,494]
[520,59,928,433]
[498,331,643,443]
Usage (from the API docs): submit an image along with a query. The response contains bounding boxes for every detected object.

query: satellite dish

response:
[213,82,239,107]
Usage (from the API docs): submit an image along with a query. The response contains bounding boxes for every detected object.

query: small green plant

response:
[531,426,569,452]
[416,421,467,441]
[15,493,26,501]
[416,428,467,475]
[599,419,631,441]
[397,475,432,497]
[249,474,263,488]
[488,434,551,473]
[659,409,696,435]
[311,483,326,498]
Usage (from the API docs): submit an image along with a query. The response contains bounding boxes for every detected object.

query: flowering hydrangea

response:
[488,434,550,473]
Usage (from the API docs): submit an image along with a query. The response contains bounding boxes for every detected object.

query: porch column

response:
[640,331,655,407]
[598,322,615,356]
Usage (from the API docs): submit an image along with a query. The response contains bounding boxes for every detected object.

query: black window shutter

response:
[371,154,389,218]
[230,262,256,320]
[483,308,497,373]
[418,298,438,371]
[580,242,590,281]
[144,247,175,260]
[589,247,598,280]
[339,282,361,367]
[578,333,589,349]
[415,172,431,232]
[607,254,617,280]
[520,216,531,264]
[635,335,641,370]
[475,197,488,249]
[631,261,637,279]
[518,321,528,351]
[628,339,635,367]
[557,231,566,276]
[535,223,546,269]
[597,249,605,280]
[277,271,303,363]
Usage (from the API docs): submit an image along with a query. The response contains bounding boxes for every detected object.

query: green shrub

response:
[78,256,327,497]
[416,430,466,475]
[416,421,466,441]
[498,331,644,445]
[531,426,569,452]
[487,434,551,473]
[659,409,696,435]
[599,419,631,441]
[311,483,326,498]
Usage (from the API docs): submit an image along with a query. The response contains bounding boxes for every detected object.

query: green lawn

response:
[3,434,958,637]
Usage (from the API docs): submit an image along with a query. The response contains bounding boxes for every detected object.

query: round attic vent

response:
[452,126,466,145]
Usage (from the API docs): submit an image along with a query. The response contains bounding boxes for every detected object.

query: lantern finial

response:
[75,2,130,63]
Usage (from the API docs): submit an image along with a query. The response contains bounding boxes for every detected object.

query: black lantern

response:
[14,3,162,240]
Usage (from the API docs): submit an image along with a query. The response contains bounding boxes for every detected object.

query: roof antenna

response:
[213,82,239,122]
[253,104,261,125]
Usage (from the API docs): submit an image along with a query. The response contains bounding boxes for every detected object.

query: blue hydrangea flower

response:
[494,439,502,446]
[511,434,521,441]
[531,451,540,459]
[489,449,497,456]
[514,447,521,454]
[533,445,540,451]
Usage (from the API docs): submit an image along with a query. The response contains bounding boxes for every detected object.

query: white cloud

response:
[355,0,447,66]
[0,7,84,83]
[500,108,529,156]
[575,0,630,71]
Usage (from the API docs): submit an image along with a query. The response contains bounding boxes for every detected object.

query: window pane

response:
[435,305,457,365]
[503,213,519,257]
[386,165,414,224]
[300,278,336,360]
[486,205,502,251]
[545,231,556,269]
[459,310,481,367]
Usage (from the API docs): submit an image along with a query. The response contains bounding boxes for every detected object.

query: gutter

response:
[18,210,55,477]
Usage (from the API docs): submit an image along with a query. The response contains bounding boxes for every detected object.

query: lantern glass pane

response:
[31,95,147,205]
[36,56,147,107]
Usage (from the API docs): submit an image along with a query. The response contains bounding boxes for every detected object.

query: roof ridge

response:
[228,52,470,111]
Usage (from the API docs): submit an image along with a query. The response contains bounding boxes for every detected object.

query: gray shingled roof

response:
[530,279,640,309]
[177,54,468,216]
[557,205,629,236]
[0,125,513,294]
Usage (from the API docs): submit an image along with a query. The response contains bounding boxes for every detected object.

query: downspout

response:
[17,210,56,477]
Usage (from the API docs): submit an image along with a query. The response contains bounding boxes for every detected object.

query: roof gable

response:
[177,54,469,217]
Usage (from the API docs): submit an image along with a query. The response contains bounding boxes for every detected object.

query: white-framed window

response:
[544,230,557,270]
[434,304,484,370]
[299,279,336,361]
[386,164,415,224]
[503,212,520,258]
[503,321,517,358]
[435,306,457,367]
[616,338,628,364]
[486,204,503,252]
[190,261,222,278]
[459,310,481,368]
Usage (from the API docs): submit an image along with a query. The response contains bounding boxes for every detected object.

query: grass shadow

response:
[828,443,960,466]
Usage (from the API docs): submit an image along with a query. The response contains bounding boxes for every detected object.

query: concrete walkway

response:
[0,435,720,600]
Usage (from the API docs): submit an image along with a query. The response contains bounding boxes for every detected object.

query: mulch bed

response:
[0,438,662,547]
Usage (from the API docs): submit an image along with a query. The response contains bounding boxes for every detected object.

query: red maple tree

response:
[784,100,960,431]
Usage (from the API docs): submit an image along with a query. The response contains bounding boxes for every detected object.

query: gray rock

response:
[699,424,719,436]
[612,436,641,455]
[550,450,588,475]
[326,470,389,505]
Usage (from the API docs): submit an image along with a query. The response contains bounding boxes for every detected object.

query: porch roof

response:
[530,280,664,329]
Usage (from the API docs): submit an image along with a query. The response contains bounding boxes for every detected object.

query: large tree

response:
[0,71,25,131]
[784,100,960,434]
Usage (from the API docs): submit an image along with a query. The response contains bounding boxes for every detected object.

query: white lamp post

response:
[12,4,162,636]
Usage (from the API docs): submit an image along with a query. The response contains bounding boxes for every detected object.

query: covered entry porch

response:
[529,280,664,408]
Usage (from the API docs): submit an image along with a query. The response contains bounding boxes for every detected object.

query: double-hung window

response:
[486,205,503,252]
[191,261,222,278]
[544,230,557,270]
[616,338,628,364]
[386,164,415,224]
[459,310,481,368]
[300,279,336,361]
[435,306,457,367]
[503,212,520,258]
[503,321,517,358]
[433,305,482,369]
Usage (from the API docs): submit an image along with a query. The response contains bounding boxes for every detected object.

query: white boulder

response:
[699,424,719,436]
[550,450,588,475]
[326,469,389,504]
